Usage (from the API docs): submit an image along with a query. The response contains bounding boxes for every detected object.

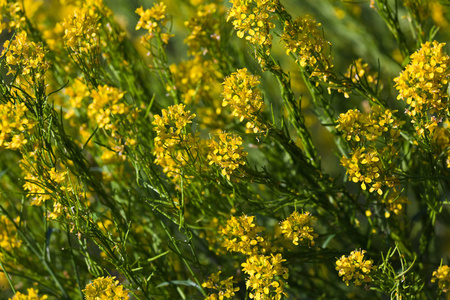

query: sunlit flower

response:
[336,249,376,286]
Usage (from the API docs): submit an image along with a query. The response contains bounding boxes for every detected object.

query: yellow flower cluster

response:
[0,102,35,150]
[335,250,376,286]
[88,85,129,131]
[336,105,402,145]
[227,0,277,49]
[241,253,289,300]
[0,215,21,253]
[207,132,247,180]
[61,4,102,54]
[2,31,49,80]
[280,211,318,246]
[220,215,265,255]
[135,2,172,45]
[22,164,72,219]
[0,1,28,31]
[341,146,397,195]
[281,16,333,81]
[9,288,48,300]
[169,56,222,105]
[202,271,240,300]
[222,68,265,132]
[64,79,91,120]
[394,41,450,133]
[337,106,402,197]
[83,276,129,300]
[431,265,450,292]
[184,3,224,56]
[152,104,199,181]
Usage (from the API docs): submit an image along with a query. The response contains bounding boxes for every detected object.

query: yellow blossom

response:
[281,15,333,82]
[394,41,450,134]
[220,215,264,255]
[335,249,376,286]
[227,0,277,49]
[202,271,240,300]
[207,132,247,180]
[431,264,450,292]
[241,253,289,300]
[222,68,265,132]
[83,276,129,300]
[9,288,48,300]
[280,211,318,246]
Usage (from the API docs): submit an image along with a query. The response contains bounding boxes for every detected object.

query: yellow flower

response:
[0,215,21,253]
[2,31,49,79]
[341,146,398,195]
[202,271,240,300]
[135,2,172,44]
[184,3,224,56]
[83,276,129,300]
[9,288,48,300]
[88,85,128,130]
[281,15,333,82]
[431,264,450,292]
[335,249,376,286]
[227,0,277,49]
[207,132,247,180]
[394,41,450,134]
[222,68,265,132]
[280,211,318,246]
[0,102,35,150]
[241,253,289,300]
[220,215,264,255]
[61,5,101,54]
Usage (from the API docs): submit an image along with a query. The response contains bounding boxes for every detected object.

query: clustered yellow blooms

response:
[337,106,402,198]
[88,85,129,131]
[217,215,289,299]
[227,0,277,49]
[222,68,265,132]
[220,215,265,255]
[184,3,224,56]
[0,215,21,254]
[202,271,240,300]
[169,56,223,106]
[0,0,30,31]
[64,78,91,120]
[207,132,247,180]
[335,250,376,286]
[22,163,72,219]
[336,106,402,145]
[9,288,48,300]
[281,15,333,82]
[341,146,398,195]
[280,211,318,246]
[152,104,198,181]
[0,102,35,150]
[2,31,49,80]
[241,253,289,300]
[83,276,129,300]
[431,265,450,292]
[61,4,102,54]
[135,2,172,45]
[394,41,450,134]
